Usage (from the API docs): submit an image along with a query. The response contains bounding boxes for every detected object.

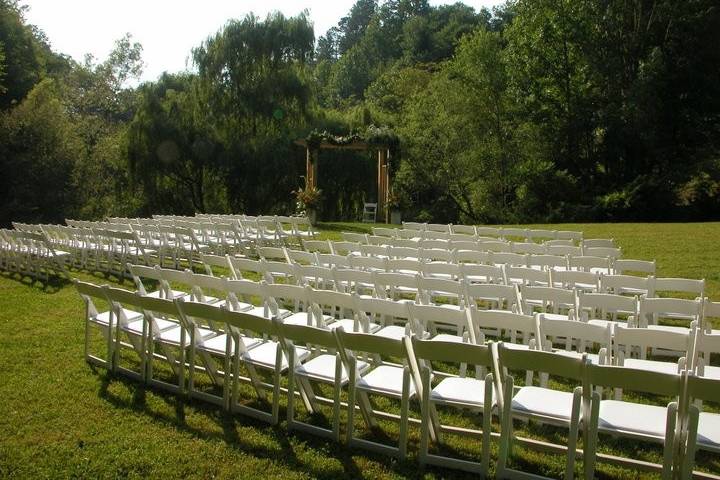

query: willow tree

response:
[191,12,315,213]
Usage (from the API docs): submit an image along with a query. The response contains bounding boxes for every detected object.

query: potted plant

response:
[293,185,322,225]
[386,191,402,225]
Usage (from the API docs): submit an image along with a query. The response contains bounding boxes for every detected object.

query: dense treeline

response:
[1,0,719,226]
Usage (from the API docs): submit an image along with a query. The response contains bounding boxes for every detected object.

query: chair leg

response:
[346,367,357,445]
[419,368,431,466]
[398,367,410,460]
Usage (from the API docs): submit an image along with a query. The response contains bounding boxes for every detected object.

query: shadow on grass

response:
[95,372,411,479]
[1,271,68,293]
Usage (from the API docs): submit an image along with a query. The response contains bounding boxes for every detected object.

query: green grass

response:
[1,222,719,479]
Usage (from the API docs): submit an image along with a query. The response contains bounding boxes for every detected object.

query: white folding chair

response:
[334,328,416,459]
[537,315,611,365]
[576,292,638,329]
[680,374,720,478]
[410,337,496,474]
[551,269,601,292]
[518,285,576,320]
[356,296,415,341]
[274,320,365,441]
[465,283,521,312]
[496,345,585,480]
[224,308,309,425]
[601,273,655,297]
[613,324,690,375]
[613,258,656,276]
[584,363,683,479]
[308,287,379,332]
[75,280,124,369]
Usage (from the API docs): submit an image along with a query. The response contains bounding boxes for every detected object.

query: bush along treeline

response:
[1,0,719,226]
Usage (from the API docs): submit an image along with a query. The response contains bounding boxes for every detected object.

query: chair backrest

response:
[359,244,390,258]
[654,277,705,298]
[335,328,407,358]
[503,265,551,287]
[498,342,584,380]
[403,222,426,231]
[315,253,349,269]
[411,337,493,379]
[285,248,317,265]
[601,274,655,297]
[585,363,682,399]
[226,256,264,280]
[302,239,332,254]
[465,283,520,311]
[613,324,690,362]
[342,232,368,243]
[450,224,477,236]
[409,302,474,341]
[551,269,600,291]
[455,250,491,264]
[74,280,109,318]
[393,238,420,248]
[480,240,511,253]
[475,226,501,238]
[128,264,166,296]
[569,255,611,273]
[469,307,540,348]
[421,248,454,263]
[330,241,361,256]
[374,272,420,299]
[460,263,504,284]
[200,253,232,277]
[577,292,638,322]
[222,307,275,337]
[528,229,557,242]
[691,329,720,375]
[355,296,412,330]
[582,238,615,249]
[176,300,225,334]
[422,261,461,280]
[556,230,583,242]
[332,268,375,295]
[187,272,227,303]
[512,242,547,255]
[257,246,289,263]
[491,252,528,267]
[538,315,611,356]
[527,254,568,270]
[583,246,622,259]
[547,244,583,256]
[637,296,702,328]
[362,203,378,223]
[372,227,397,238]
[519,285,576,316]
[613,259,656,275]
[500,227,529,241]
[386,258,424,275]
[348,254,387,272]
[274,319,338,352]
[388,246,420,260]
[225,279,265,310]
[367,235,390,246]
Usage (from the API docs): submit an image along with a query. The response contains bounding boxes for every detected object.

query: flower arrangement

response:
[293,185,322,211]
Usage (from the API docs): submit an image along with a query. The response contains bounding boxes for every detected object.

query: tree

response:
[0,79,82,225]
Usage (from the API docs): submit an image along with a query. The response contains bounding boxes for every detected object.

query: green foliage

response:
[0,79,82,224]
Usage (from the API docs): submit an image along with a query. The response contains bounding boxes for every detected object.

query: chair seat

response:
[92,308,141,326]
[543,312,572,321]
[597,400,669,439]
[145,289,190,300]
[430,333,464,343]
[357,364,416,398]
[282,312,312,326]
[554,350,602,364]
[701,365,720,380]
[197,333,261,355]
[431,377,495,408]
[647,325,690,334]
[622,358,680,375]
[373,325,408,340]
[697,411,720,449]
[242,341,309,370]
[511,386,577,422]
[296,354,369,384]
[327,318,381,333]
[122,317,178,335]
[158,325,215,346]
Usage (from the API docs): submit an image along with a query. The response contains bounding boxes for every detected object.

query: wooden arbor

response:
[295,139,393,223]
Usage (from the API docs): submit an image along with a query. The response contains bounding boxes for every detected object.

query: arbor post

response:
[305,147,318,190]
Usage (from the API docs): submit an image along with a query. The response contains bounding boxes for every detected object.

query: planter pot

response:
[390,209,402,225]
[306,209,318,226]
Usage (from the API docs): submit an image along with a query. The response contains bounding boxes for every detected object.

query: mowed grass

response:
[0,222,719,479]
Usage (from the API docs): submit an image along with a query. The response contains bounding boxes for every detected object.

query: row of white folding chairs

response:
[220,250,706,309]
[399,222,585,242]
[76,279,719,478]
[0,229,70,280]
[336,234,624,260]
[195,213,317,244]
[149,256,718,341]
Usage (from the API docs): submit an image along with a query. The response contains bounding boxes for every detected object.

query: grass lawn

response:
[1,222,719,479]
